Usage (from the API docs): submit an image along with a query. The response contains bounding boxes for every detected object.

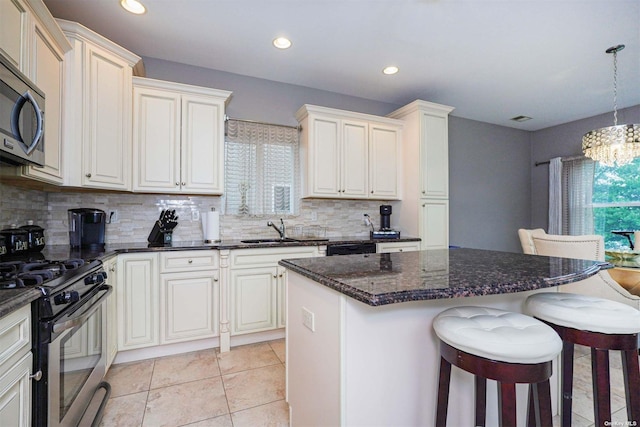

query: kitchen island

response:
[280,248,610,426]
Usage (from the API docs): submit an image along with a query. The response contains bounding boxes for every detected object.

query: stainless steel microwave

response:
[0,53,45,167]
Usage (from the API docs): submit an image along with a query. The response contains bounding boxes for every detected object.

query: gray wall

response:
[530,105,640,231]
[143,57,534,253]
[449,117,531,252]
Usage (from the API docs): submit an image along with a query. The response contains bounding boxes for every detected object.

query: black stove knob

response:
[54,290,79,305]
[84,272,106,286]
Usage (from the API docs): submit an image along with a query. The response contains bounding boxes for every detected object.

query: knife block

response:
[147,221,172,246]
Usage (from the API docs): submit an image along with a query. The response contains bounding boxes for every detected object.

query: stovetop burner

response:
[0,258,88,290]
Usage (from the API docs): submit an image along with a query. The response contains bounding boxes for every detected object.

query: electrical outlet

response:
[302,307,315,332]
[192,210,200,221]
[109,210,119,224]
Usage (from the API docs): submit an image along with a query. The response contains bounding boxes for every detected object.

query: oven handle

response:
[52,284,112,334]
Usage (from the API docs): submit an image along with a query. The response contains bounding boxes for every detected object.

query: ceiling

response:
[42,0,640,131]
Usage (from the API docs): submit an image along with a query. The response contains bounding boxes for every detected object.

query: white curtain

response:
[561,157,595,235]
[548,157,562,234]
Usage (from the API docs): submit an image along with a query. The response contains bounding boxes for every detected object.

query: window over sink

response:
[223,119,299,215]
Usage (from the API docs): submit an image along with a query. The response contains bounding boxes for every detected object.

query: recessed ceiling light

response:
[382,66,399,75]
[510,115,532,122]
[273,37,292,49]
[120,0,146,14]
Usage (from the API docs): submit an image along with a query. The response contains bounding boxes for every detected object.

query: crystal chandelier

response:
[582,45,640,167]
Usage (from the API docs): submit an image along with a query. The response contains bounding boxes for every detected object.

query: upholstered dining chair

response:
[518,228,640,310]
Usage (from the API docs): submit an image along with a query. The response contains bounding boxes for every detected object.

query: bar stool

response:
[433,306,563,427]
[525,292,640,427]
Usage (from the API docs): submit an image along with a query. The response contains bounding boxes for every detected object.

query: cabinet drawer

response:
[0,306,30,371]
[376,241,421,253]
[230,246,319,269]
[160,250,219,272]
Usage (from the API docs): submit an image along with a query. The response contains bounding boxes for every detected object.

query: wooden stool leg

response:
[560,341,574,427]
[498,382,517,427]
[526,381,552,427]
[591,348,612,426]
[475,376,486,427]
[621,349,640,423]
[436,356,452,427]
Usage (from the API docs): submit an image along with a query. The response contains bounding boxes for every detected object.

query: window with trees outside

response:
[592,157,640,249]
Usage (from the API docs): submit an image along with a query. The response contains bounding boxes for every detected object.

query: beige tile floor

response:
[100,340,288,427]
[99,340,637,427]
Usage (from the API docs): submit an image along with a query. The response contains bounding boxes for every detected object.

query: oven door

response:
[48,284,111,427]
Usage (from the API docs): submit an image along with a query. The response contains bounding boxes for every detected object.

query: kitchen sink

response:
[240,238,298,244]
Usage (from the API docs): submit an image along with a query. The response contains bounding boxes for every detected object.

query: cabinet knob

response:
[30,371,42,381]
[370,190,374,194]
[181,182,186,186]
[175,182,180,186]
[86,173,92,178]
[422,190,426,194]
[273,274,278,278]
[110,266,116,272]
[188,259,193,264]
[214,277,219,282]
[422,203,426,207]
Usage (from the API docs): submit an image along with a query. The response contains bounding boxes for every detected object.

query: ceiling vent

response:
[510,115,532,122]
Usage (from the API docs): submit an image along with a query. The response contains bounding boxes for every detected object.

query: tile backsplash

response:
[1,183,389,245]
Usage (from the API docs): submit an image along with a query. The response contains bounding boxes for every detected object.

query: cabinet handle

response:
[371,190,374,194]
[214,277,219,282]
[86,173,92,178]
[273,274,278,278]
[188,259,193,264]
[422,203,426,207]
[110,266,116,272]
[181,182,186,186]
[422,190,426,194]
[30,371,42,381]
[175,182,180,186]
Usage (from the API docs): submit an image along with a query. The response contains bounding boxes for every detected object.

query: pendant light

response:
[582,45,640,167]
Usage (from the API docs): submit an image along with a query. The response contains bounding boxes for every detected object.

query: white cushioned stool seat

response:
[433,306,562,364]
[525,292,640,334]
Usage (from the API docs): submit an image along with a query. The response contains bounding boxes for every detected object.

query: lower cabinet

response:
[229,247,321,336]
[0,306,32,427]
[420,199,449,250]
[116,251,219,352]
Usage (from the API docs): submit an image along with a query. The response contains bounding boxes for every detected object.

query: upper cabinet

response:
[58,19,141,191]
[132,77,231,194]
[0,0,71,184]
[296,105,403,200]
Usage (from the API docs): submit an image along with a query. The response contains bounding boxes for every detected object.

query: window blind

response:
[224,119,299,215]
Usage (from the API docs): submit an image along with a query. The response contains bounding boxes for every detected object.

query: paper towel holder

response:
[203,207,221,243]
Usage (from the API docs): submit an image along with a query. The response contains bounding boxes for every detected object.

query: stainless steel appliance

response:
[68,209,106,248]
[0,256,112,426]
[326,242,376,256]
[0,53,45,166]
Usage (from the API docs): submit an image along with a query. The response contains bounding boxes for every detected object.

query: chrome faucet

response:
[267,218,286,239]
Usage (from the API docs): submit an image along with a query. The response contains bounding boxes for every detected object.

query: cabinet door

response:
[22,23,65,183]
[420,200,449,250]
[420,113,448,198]
[309,116,341,197]
[230,267,277,335]
[0,0,29,72]
[369,124,400,199]
[83,44,132,190]
[160,271,219,343]
[276,267,287,329]
[341,120,368,198]
[132,86,181,192]
[117,254,158,350]
[181,94,225,194]
[0,352,32,427]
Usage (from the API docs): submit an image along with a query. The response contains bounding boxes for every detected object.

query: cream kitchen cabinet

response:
[132,77,231,194]
[159,251,219,343]
[0,0,29,72]
[296,105,403,200]
[388,100,455,250]
[104,256,118,370]
[226,246,321,337]
[0,305,32,427]
[58,19,140,191]
[116,253,159,351]
[376,241,421,253]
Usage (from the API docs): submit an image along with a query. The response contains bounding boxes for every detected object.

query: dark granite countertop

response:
[0,236,420,318]
[279,248,612,306]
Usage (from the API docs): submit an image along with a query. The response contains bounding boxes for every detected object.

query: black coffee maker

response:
[68,208,106,248]
[371,205,401,239]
